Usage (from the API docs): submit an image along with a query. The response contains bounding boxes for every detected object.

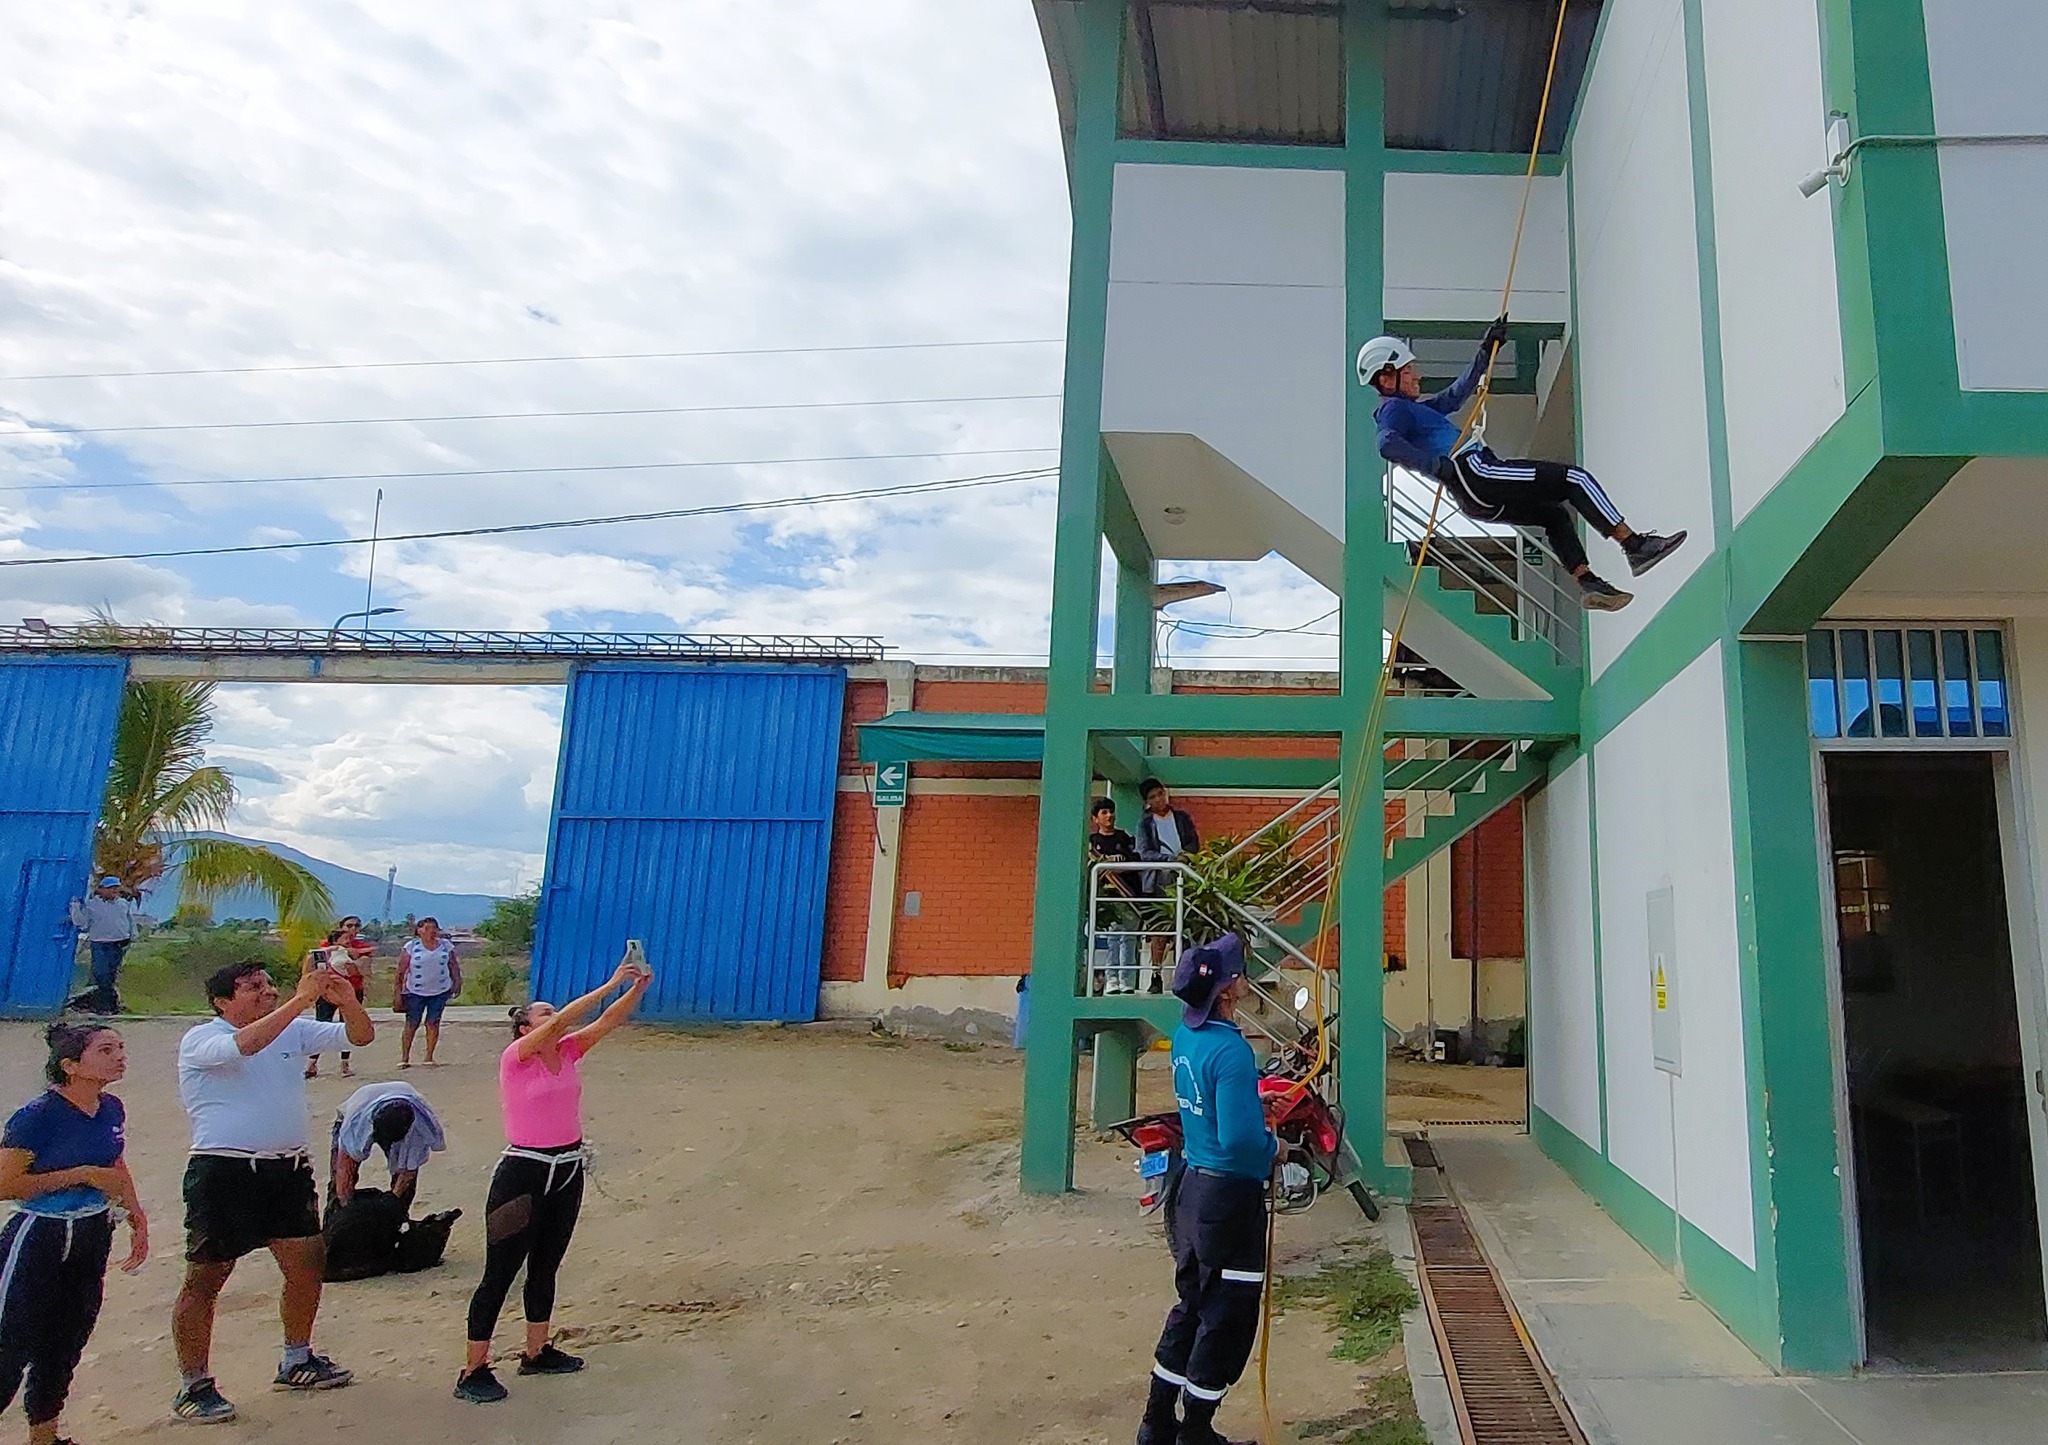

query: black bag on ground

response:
[323,1189,407,1281]
[394,1208,461,1273]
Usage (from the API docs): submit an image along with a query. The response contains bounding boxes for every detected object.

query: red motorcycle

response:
[1111,1046,1380,1222]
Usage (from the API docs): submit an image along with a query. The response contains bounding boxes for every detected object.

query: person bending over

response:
[1358,322,1686,611]
[454,953,651,1404]
[1134,934,1275,1445]
[0,1024,149,1445]
[324,1082,458,1282]
[170,960,373,1423]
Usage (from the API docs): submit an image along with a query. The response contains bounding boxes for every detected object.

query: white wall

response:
[1384,173,1569,325]
[1568,0,1717,675]
[1591,644,1755,1267]
[1703,0,1846,522]
[1923,0,2048,393]
[1100,164,1348,539]
[1526,755,1602,1148]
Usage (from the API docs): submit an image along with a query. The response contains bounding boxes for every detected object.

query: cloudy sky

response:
[0,1,1334,896]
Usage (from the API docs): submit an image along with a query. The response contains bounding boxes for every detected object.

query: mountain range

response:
[151,833,507,928]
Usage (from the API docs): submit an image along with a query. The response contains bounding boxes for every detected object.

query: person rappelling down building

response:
[1359,321,1686,611]
[1134,934,1276,1445]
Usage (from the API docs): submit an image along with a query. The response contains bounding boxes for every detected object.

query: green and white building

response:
[999,0,2048,1376]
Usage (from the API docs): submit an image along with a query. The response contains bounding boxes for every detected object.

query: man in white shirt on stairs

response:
[169,958,374,1424]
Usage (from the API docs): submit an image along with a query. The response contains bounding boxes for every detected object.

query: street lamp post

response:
[326,606,401,642]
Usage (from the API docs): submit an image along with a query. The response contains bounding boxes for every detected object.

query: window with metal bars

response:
[1805,625,2010,741]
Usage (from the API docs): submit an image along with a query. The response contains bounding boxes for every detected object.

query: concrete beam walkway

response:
[1434,1130,2048,1445]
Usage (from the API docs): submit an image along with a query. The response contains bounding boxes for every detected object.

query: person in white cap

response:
[1359,320,1685,611]
[67,877,137,1016]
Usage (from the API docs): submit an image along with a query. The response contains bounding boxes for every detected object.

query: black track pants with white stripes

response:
[1446,447,1625,573]
[0,1211,113,1427]
[1152,1169,1268,1407]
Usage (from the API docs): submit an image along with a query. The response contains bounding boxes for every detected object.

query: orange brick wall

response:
[821,795,876,983]
[1449,802,1526,960]
[889,793,1042,980]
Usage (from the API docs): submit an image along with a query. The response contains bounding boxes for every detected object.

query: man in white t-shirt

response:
[168,959,374,1424]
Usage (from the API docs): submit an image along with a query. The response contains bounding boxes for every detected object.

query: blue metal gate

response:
[0,658,127,1016]
[531,665,847,1022]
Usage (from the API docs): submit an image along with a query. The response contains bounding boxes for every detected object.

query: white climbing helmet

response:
[1355,335,1415,390]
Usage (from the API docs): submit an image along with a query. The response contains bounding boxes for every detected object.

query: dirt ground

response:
[1386,1058,1528,1130]
[4,1019,1406,1444]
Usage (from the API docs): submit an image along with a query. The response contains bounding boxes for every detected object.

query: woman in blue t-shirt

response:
[0,1023,149,1445]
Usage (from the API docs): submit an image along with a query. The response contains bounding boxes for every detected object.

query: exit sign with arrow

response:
[874,761,909,808]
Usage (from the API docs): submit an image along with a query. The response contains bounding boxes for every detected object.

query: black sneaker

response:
[454,1365,510,1404]
[272,1353,353,1391]
[173,1377,237,1423]
[1577,574,1634,612]
[517,1344,585,1375]
[1623,530,1687,577]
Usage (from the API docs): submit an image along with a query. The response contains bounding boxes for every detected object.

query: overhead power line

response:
[0,445,1060,496]
[0,337,1066,383]
[0,467,1056,570]
[12,392,1063,438]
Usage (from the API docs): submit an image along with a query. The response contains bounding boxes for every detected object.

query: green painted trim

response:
[1385,149,1565,177]
[1728,640,1859,1372]
[1111,138,1347,171]
[1022,0,1126,1198]
[1559,0,1621,157]
[1149,756,1338,791]
[1532,1108,1778,1366]
[1681,0,1786,1364]
[1382,694,1579,741]
[1815,0,1878,399]
[1393,319,1567,343]
[1074,995,1182,1031]
[1340,0,1398,1196]
[1101,452,1152,572]
[1580,746,1610,1154]
[1093,732,1147,784]
[1081,691,1345,735]
[1679,0,1734,545]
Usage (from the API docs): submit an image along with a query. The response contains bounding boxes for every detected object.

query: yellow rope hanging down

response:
[1253,2,1574,1438]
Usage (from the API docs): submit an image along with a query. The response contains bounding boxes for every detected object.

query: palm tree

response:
[90,623,331,929]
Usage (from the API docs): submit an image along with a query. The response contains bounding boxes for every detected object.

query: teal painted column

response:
[1337,0,1397,1193]
[1729,638,1858,1372]
[1020,0,1124,1195]
[1090,1021,1144,1130]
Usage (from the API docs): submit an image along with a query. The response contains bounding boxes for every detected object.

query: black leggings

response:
[465,1145,584,1342]
[0,1211,113,1426]
[1447,447,1625,572]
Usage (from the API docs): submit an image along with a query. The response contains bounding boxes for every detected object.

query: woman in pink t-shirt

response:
[453,955,650,1405]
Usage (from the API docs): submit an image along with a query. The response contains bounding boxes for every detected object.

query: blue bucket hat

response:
[1173,933,1247,1028]
[98,876,121,889]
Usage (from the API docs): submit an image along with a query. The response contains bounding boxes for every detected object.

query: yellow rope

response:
[1253,4,1573,1438]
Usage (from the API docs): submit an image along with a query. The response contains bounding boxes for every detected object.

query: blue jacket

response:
[1374,342,1490,474]
[1172,1018,1276,1181]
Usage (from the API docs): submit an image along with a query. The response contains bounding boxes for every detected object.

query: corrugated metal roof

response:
[0,657,127,1015]
[1031,0,1602,154]
[531,665,847,1023]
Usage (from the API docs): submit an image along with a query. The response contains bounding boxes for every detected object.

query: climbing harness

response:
[1251,2,1575,1439]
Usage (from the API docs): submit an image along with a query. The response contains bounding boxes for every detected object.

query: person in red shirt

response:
[305,920,373,1080]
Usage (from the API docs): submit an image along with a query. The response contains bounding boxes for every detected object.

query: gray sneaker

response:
[173,1377,237,1424]
[1578,574,1634,612]
[272,1353,353,1391]
[1624,530,1688,577]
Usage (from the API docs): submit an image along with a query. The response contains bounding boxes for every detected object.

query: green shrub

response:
[468,957,519,1005]
[95,926,291,1015]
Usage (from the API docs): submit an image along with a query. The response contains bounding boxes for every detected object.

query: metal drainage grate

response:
[1412,1200,1586,1445]
[1404,1135,1441,1169]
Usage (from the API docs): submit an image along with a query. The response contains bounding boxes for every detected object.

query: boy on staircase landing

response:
[1359,321,1686,612]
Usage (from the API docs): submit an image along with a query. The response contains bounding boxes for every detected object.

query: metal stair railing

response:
[1381,739,1522,860]
[1385,468,1581,667]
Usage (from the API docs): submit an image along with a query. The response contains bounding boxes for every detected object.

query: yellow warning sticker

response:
[1654,961,1669,1011]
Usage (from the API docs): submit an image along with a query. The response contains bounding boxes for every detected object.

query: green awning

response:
[857,711,1046,763]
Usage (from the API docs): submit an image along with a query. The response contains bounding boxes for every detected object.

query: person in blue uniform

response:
[1135,934,1275,1445]
[1359,321,1686,612]
[0,1024,149,1445]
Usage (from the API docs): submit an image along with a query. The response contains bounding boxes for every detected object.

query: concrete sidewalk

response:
[1435,1131,2048,1445]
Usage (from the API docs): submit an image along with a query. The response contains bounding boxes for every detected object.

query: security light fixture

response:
[1152,580,1226,609]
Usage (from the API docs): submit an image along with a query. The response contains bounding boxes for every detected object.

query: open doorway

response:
[1826,752,2048,1369]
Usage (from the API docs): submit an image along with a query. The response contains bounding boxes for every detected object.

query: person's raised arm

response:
[1424,316,1509,417]
[569,969,652,1053]
[217,964,323,1059]
[321,969,375,1047]
[513,960,637,1061]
